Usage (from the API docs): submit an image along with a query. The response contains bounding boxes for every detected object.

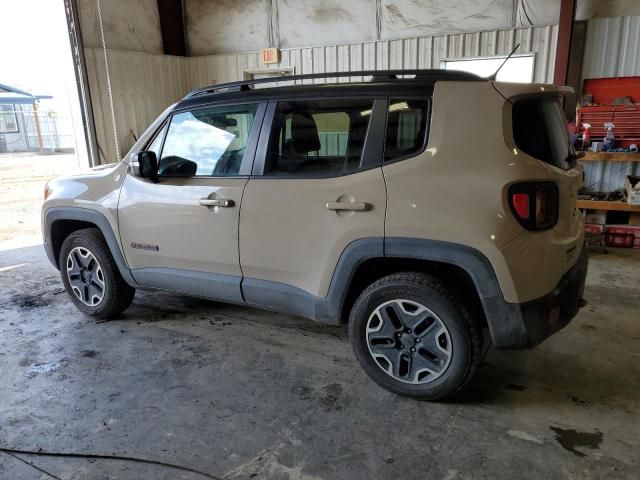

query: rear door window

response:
[512,97,573,170]
[263,99,375,177]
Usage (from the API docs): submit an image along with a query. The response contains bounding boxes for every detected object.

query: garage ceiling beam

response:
[157,0,188,56]
[553,0,577,85]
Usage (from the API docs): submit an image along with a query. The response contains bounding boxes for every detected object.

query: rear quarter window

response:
[512,97,573,170]
[384,98,430,163]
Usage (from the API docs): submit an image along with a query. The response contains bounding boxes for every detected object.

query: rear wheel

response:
[59,228,135,319]
[348,272,482,400]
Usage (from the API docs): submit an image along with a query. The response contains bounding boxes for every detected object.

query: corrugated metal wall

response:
[582,16,640,79]
[87,24,559,163]
[583,160,640,193]
[188,25,559,89]
[84,48,189,164]
[581,15,640,192]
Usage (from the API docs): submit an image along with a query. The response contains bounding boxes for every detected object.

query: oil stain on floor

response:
[549,426,603,457]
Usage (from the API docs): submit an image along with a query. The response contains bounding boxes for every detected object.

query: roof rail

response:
[183,69,481,99]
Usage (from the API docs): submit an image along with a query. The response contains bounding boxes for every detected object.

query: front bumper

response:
[490,244,588,349]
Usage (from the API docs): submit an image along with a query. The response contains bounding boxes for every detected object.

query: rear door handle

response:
[325,201,371,211]
[199,198,235,208]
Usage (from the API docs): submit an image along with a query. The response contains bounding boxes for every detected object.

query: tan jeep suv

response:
[42,70,587,400]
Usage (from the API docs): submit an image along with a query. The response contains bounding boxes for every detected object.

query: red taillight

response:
[508,182,559,231]
[511,193,530,219]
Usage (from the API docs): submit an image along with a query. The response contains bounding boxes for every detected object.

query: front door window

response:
[159,104,259,177]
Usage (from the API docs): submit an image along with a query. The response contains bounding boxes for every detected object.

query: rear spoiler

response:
[492,82,574,102]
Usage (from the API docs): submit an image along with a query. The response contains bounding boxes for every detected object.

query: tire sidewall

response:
[59,232,112,317]
[349,279,473,399]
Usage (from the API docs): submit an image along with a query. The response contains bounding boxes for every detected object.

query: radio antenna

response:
[487,43,521,81]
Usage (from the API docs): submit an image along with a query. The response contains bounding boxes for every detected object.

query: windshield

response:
[512,96,573,170]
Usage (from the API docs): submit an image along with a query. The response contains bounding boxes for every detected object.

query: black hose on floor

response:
[0,447,222,480]
[2,450,62,480]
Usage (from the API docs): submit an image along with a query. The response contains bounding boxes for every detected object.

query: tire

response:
[59,228,135,319]
[348,272,482,400]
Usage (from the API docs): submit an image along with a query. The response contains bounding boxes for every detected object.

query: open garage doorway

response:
[0,0,88,165]
[0,0,88,248]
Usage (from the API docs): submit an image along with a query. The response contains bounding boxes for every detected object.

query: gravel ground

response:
[0,153,81,246]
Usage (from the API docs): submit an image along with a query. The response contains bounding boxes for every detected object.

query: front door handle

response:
[325,201,371,211]
[199,198,235,208]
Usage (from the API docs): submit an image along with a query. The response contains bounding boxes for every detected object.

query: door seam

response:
[238,102,269,302]
[381,165,389,257]
[237,177,249,302]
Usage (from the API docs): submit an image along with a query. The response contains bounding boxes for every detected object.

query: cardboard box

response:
[605,225,640,248]
[626,175,640,206]
[584,210,607,224]
[585,224,605,247]
[629,213,640,226]
[585,224,604,235]
[633,227,640,249]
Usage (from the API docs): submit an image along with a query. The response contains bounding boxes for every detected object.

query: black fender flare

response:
[43,207,136,285]
[384,237,526,348]
[319,237,526,348]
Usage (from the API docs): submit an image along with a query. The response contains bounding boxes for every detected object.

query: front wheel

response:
[59,228,135,319]
[348,272,482,400]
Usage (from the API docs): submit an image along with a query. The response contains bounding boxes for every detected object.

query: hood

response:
[60,162,119,179]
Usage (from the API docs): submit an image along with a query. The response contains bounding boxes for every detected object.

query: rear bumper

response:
[490,244,588,349]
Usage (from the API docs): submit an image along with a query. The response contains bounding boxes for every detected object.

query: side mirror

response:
[130,151,159,183]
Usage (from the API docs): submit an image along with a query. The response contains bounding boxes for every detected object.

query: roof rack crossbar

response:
[183,69,480,99]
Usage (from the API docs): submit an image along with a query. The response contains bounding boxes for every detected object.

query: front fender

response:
[43,207,136,286]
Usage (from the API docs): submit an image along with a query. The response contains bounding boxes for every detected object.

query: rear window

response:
[512,97,573,170]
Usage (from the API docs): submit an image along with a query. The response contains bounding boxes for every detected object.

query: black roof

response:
[176,69,483,110]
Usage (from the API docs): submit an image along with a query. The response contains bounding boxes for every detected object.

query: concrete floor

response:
[1,154,639,479]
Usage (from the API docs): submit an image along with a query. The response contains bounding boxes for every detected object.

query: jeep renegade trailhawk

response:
[42,70,588,400]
